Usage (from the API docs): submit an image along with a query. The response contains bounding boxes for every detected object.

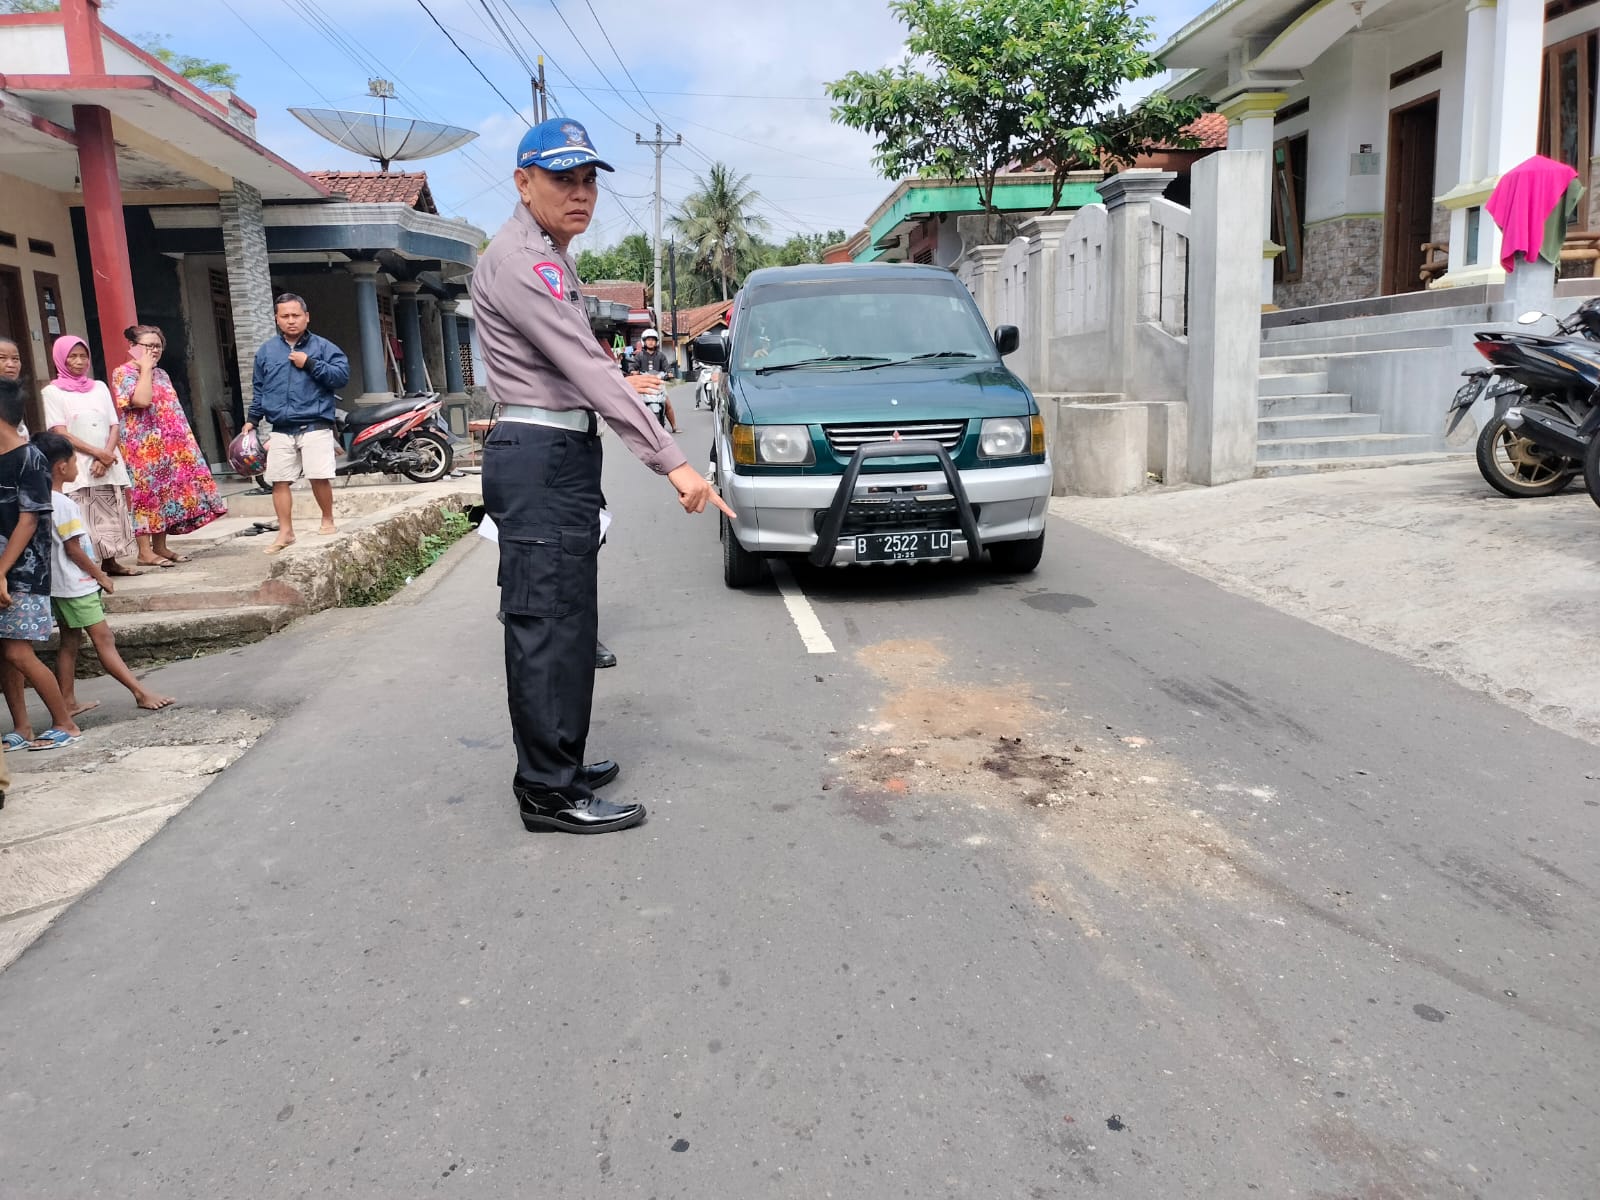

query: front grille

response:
[821,420,967,457]
[816,498,980,537]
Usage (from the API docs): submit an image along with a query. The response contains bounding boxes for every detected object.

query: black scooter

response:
[1452,298,1600,497]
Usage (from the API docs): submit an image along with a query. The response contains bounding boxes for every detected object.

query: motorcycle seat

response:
[346,397,425,428]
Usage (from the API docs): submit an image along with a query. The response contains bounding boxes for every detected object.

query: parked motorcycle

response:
[1454,298,1600,497]
[334,394,454,483]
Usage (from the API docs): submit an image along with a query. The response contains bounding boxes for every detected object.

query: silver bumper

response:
[723,460,1051,557]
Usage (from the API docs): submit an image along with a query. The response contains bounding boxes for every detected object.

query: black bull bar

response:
[807,439,984,568]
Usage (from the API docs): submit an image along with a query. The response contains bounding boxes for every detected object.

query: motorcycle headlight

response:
[979,416,1031,459]
[756,424,815,465]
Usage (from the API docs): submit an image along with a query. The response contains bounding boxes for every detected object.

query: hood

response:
[731,362,1035,424]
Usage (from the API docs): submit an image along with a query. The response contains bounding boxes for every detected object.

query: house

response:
[834,116,1230,268]
[0,0,484,460]
[1159,0,1569,308]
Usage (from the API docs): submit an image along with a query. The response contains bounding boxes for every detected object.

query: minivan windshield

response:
[735,276,999,372]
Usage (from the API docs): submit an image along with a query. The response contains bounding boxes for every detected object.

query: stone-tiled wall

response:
[1274,216,1383,309]
[219,181,276,413]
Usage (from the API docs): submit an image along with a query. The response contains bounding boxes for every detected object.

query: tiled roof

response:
[580,280,648,306]
[307,171,437,213]
[675,299,734,340]
[1184,112,1229,150]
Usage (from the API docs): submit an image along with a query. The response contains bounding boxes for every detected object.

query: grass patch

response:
[343,510,473,607]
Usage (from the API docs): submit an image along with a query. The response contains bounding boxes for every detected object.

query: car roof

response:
[741,262,959,288]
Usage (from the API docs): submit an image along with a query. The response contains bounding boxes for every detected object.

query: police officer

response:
[471,117,733,836]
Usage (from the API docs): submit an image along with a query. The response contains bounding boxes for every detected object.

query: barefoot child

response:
[0,382,81,750]
[32,432,174,714]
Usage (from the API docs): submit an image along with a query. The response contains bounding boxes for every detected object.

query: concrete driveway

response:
[1054,459,1600,744]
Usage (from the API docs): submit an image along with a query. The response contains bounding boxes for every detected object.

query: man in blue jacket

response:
[243,293,350,554]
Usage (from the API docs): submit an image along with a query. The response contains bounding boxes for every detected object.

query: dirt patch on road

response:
[841,639,1251,899]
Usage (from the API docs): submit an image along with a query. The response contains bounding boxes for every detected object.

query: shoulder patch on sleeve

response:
[533,261,565,298]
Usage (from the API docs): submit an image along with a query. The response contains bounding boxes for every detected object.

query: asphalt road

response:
[1,402,1597,1198]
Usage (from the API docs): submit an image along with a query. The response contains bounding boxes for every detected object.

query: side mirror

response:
[693,331,728,366]
[994,325,1020,355]
[1517,311,1547,325]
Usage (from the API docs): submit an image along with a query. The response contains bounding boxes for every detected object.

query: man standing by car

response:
[626,328,680,433]
[243,294,349,554]
[471,116,732,836]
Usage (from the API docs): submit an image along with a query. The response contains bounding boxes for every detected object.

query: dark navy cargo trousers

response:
[481,419,602,804]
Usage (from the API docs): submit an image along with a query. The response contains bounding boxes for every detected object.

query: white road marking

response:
[769,560,836,655]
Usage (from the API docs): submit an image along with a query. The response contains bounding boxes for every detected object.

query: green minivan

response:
[693,262,1052,588]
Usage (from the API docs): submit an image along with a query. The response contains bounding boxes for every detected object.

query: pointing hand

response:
[666,464,735,519]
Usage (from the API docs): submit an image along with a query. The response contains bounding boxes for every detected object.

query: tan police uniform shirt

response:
[470,202,689,477]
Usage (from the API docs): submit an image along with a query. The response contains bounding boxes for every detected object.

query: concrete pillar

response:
[963,244,1009,325]
[1186,151,1269,486]
[219,181,276,422]
[439,300,466,396]
[1018,213,1076,392]
[1056,402,1149,496]
[1097,170,1176,401]
[1219,92,1287,306]
[346,261,390,400]
[1438,0,1518,286]
[393,283,426,394]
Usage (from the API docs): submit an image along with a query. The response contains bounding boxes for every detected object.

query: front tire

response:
[721,511,765,588]
[1474,413,1577,498]
[988,530,1046,573]
[402,430,454,483]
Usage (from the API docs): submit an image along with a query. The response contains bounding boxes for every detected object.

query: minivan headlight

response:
[755,424,815,465]
[979,416,1030,459]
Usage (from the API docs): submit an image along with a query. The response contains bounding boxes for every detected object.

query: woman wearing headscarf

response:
[41,335,137,576]
[111,324,226,566]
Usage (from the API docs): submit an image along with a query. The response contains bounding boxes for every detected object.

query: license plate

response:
[854,530,954,562]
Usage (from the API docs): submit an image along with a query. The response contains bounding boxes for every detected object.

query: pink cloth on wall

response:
[1486,155,1580,272]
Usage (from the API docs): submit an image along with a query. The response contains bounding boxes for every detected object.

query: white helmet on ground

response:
[642,328,661,342]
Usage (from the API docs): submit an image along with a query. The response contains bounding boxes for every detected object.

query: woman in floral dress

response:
[110,324,226,566]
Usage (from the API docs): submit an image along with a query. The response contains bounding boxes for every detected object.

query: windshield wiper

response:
[753,354,889,374]
[858,351,982,370]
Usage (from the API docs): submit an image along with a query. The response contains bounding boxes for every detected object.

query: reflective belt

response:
[497,404,595,434]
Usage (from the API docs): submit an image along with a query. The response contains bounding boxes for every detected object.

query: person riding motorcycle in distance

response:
[625,328,680,434]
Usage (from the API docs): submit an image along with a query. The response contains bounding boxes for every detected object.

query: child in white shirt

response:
[33,433,173,713]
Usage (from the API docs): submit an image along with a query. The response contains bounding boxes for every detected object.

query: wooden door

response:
[1383,95,1440,295]
[0,266,44,431]
[1541,34,1595,230]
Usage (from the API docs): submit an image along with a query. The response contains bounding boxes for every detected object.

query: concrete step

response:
[1263,303,1493,344]
[1255,451,1469,477]
[1258,371,1329,397]
[50,605,299,671]
[1258,392,1355,418]
[1257,412,1382,440]
[1258,325,1458,358]
[1256,433,1439,461]
[1260,354,1333,375]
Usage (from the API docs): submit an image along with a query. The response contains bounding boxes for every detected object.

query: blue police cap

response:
[516,118,615,173]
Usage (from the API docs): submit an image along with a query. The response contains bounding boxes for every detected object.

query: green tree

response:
[670,163,770,300]
[0,0,63,12]
[766,230,848,267]
[141,36,239,90]
[826,0,1208,215]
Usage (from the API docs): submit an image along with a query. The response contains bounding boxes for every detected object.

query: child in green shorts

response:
[33,433,173,713]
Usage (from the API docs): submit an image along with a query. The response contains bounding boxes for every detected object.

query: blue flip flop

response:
[1,732,29,751]
[27,728,80,751]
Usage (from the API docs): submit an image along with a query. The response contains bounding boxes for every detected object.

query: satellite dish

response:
[291,79,477,172]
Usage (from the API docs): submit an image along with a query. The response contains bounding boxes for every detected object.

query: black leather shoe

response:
[516,790,645,835]
[595,640,617,669]
[580,760,619,789]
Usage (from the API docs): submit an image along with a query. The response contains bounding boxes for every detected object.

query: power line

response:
[218,0,336,106]
[542,0,655,127]
[474,0,538,78]
[413,0,530,127]
[582,0,670,128]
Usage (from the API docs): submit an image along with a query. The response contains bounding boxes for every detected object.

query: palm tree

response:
[671,163,770,300]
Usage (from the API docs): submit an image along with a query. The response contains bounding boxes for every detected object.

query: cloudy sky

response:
[110,0,1195,253]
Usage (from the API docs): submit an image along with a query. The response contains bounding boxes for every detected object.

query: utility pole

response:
[636,123,681,324]
[532,56,548,122]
